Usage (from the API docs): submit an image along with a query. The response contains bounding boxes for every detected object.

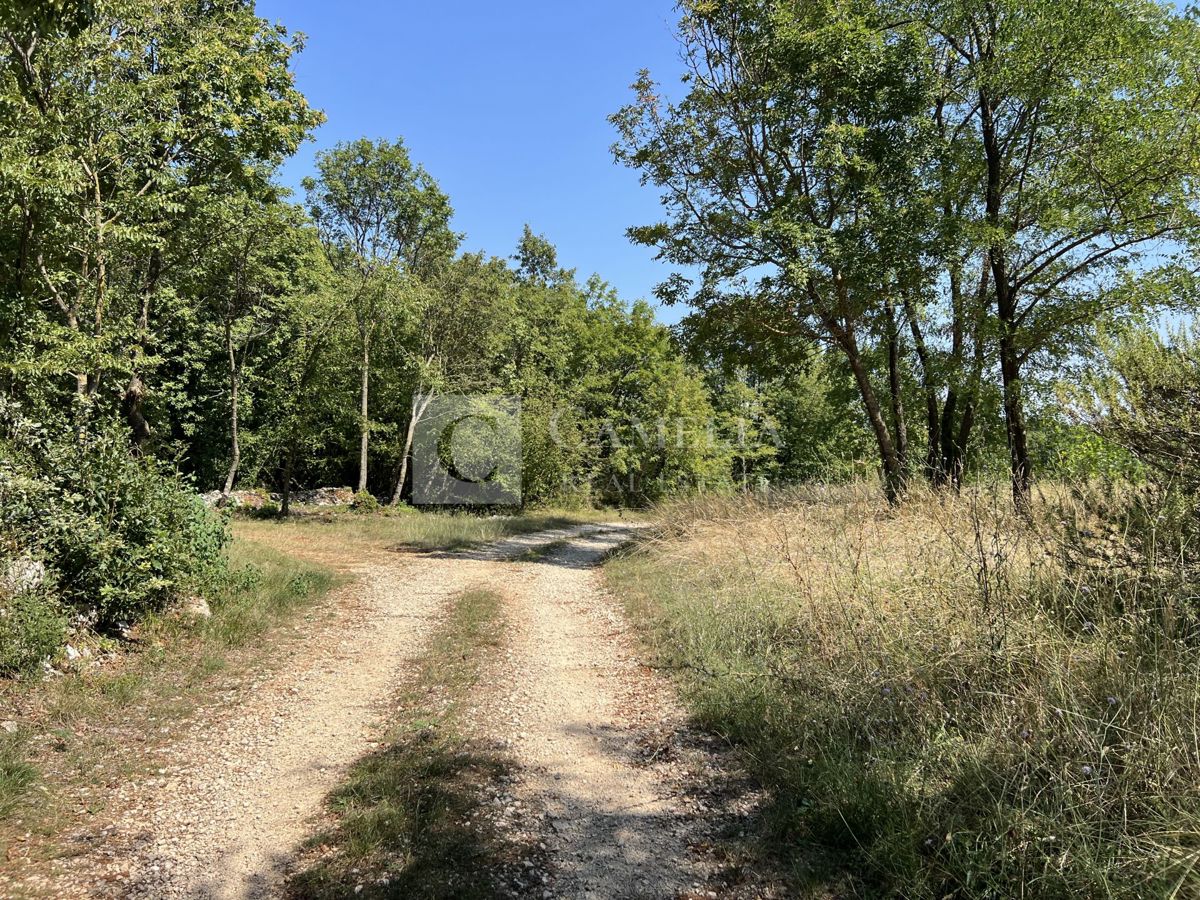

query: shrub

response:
[0,583,67,675]
[0,401,229,628]
[350,490,380,513]
[1066,325,1200,620]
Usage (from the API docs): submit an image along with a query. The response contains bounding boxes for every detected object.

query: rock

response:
[290,486,354,507]
[166,595,211,622]
[1,557,46,595]
[182,596,211,620]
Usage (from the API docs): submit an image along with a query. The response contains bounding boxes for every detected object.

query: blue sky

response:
[256,0,687,322]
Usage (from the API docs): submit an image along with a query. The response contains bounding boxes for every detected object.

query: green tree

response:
[303,138,459,493]
[612,0,935,503]
[907,0,1200,508]
[0,0,320,441]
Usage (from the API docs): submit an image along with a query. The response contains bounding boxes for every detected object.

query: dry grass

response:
[607,481,1200,898]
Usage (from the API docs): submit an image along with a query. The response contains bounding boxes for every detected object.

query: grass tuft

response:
[0,731,37,820]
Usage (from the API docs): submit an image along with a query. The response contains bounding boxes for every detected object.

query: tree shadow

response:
[278,725,539,900]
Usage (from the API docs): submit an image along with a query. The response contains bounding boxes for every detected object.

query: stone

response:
[1,557,46,595]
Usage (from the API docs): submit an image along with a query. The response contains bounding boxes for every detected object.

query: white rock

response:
[1,557,45,595]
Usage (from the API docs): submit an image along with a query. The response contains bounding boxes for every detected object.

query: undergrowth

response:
[606,482,1200,898]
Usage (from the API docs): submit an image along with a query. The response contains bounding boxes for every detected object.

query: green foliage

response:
[304,138,459,279]
[0,401,229,627]
[0,584,67,675]
[614,0,1200,504]
[350,490,380,514]
[1059,324,1200,617]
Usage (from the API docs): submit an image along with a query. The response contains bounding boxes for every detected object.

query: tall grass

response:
[606,482,1200,898]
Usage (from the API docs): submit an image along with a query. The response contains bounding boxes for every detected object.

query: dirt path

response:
[480,529,705,899]
[40,523,759,899]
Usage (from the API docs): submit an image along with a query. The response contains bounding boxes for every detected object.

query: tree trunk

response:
[123,250,160,452]
[997,296,1032,511]
[357,329,370,494]
[280,444,296,517]
[839,329,906,504]
[904,299,946,487]
[222,322,240,496]
[885,297,909,476]
[981,92,1032,511]
[390,391,433,505]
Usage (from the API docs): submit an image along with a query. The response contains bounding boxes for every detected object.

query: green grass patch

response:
[237,508,619,555]
[287,587,526,899]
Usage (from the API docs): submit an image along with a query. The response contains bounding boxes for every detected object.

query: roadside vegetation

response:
[0,539,338,866]
[607,329,1200,897]
[609,481,1200,898]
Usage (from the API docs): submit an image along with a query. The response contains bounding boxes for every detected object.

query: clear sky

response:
[255,0,686,322]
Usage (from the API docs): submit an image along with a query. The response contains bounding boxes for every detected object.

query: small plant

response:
[0,585,67,675]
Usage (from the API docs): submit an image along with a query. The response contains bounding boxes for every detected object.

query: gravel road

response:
[32,523,765,899]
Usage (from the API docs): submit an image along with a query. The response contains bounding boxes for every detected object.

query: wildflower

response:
[1019,729,1031,740]
[881,685,893,696]
[1106,696,1117,706]
[1081,764,1093,776]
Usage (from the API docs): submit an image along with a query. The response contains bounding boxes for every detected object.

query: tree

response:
[389,253,510,504]
[187,199,317,496]
[0,0,320,441]
[303,138,459,494]
[612,0,936,503]
[906,0,1200,508]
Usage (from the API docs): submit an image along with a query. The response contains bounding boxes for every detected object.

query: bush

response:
[350,490,380,513]
[0,583,67,675]
[0,401,229,628]
[1068,325,1200,618]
